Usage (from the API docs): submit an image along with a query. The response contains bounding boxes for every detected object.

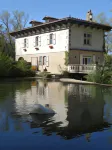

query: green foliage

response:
[58,65,69,77]
[0,53,35,77]
[0,52,13,77]
[0,10,29,58]
[94,12,112,53]
[85,54,112,84]
[9,60,35,77]
[64,51,69,66]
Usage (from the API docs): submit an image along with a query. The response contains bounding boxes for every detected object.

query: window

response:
[24,38,27,48]
[83,56,92,65]
[39,56,42,65]
[35,36,39,46]
[84,33,92,45]
[34,36,41,47]
[47,33,56,45]
[49,33,53,44]
[23,38,28,48]
[39,56,49,66]
[43,56,47,65]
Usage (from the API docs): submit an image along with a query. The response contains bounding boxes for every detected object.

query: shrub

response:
[9,60,35,77]
[0,53,36,78]
[85,55,112,84]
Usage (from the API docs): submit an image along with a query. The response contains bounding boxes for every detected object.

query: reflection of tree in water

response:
[0,79,33,132]
[0,81,112,141]
[29,84,111,140]
[0,79,32,103]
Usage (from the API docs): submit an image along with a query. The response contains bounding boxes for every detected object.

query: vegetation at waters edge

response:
[0,52,35,77]
[37,71,52,79]
[0,10,112,80]
[85,54,112,84]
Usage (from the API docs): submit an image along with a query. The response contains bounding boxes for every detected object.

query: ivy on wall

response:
[64,51,69,66]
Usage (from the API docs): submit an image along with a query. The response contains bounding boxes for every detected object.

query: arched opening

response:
[18,57,24,61]
[43,56,47,65]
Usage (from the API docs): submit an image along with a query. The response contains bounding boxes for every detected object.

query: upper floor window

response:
[24,38,27,48]
[50,33,53,44]
[23,38,28,48]
[34,36,41,47]
[84,33,92,45]
[35,36,39,46]
[47,33,56,45]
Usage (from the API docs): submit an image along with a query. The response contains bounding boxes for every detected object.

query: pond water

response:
[0,79,112,150]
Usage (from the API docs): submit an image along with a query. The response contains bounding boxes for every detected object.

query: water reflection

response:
[0,80,112,141]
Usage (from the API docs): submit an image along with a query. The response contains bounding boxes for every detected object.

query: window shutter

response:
[22,40,24,48]
[80,54,83,64]
[47,35,50,45]
[39,36,41,47]
[53,33,56,45]
[26,39,29,48]
[46,56,49,67]
[39,56,42,66]
[93,55,96,64]
[34,37,36,47]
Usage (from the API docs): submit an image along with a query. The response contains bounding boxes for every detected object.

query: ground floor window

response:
[39,56,49,66]
[39,56,43,65]
[83,56,92,65]
[43,56,47,65]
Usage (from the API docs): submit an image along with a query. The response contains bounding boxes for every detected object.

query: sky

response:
[0,0,112,25]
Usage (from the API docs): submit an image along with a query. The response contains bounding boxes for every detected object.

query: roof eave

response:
[10,18,112,36]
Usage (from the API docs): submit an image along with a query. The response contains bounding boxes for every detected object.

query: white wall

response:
[15,29,69,56]
[70,25,104,51]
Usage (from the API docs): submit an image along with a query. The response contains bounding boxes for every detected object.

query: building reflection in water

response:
[0,80,111,140]
[30,83,110,140]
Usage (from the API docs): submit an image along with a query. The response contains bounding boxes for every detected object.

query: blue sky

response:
[0,0,112,24]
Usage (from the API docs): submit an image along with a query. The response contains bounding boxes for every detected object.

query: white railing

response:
[68,64,96,73]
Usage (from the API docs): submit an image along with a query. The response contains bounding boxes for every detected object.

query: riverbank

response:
[60,78,112,87]
[1,75,112,87]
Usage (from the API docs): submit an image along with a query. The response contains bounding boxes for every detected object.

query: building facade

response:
[10,10,112,74]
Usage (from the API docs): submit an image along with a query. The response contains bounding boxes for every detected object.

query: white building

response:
[10,10,112,74]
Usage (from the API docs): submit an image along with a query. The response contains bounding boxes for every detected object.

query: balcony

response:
[68,64,96,74]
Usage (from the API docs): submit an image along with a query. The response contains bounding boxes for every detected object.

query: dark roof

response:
[29,20,43,24]
[42,16,59,20]
[10,17,112,36]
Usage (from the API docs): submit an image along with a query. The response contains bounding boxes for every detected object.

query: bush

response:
[85,54,112,84]
[0,53,36,78]
[9,60,35,77]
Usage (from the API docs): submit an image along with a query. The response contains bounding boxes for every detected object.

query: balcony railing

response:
[68,64,96,73]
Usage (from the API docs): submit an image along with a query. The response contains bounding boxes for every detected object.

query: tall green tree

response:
[94,12,112,53]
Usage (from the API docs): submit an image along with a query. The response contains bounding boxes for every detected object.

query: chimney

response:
[42,16,58,23]
[29,20,43,27]
[86,10,93,21]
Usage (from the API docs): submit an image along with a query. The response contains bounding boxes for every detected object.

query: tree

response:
[85,54,112,84]
[10,10,29,31]
[94,12,112,53]
[0,10,29,58]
